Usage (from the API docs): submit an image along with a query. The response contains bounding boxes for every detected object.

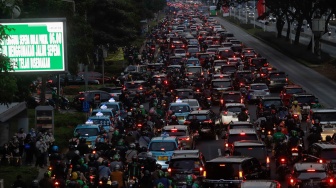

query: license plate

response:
[178,116,184,120]
[157,156,168,161]
[292,153,299,156]
[303,106,310,109]
[86,141,91,145]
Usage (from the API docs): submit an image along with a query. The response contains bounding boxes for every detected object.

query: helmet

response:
[277,127,282,132]
[167,110,173,115]
[186,174,193,183]
[129,143,136,149]
[140,105,144,109]
[149,109,155,114]
[164,172,169,177]
[113,129,120,136]
[115,164,121,170]
[326,135,332,142]
[156,164,162,170]
[293,101,298,105]
[117,139,124,146]
[51,145,59,153]
[147,152,153,157]
[291,130,298,137]
[71,172,78,180]
[157,182,165,188]
[113,154,120,161]
[144,170,150,176]
[102,160,109,167]
[89,153,95,161]
[128,112,132,116]
[74,150,80,155]
[132,155,138,162]
[157,81,162,84]
[171,115,177,120]
[158,170,164,178]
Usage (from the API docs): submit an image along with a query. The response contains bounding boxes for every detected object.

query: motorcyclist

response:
[312,98,323,108]
[238,107,249,121]
[127,155,142,180]
[110,154,124,172]
[153,170,170,188]
[125,143,138,164]
[278,107,289,122]
[288,130,301,149]
[290,100,302,122]
[152,164,163,181]
[115,139,128,163]
[124,112,135,130]
[156,104,165,119]
[168,115,179,125]
[273,127,287,152]
[110,164,124,188]
[140,170,153,188]
[98,160,111,181]
[132,92,142,105]
[139,131,151,148]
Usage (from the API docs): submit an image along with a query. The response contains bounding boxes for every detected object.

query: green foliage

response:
[0,166,38,188]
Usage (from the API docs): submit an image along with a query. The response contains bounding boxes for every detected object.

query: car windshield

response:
[237,72,253,79]
[286,88,304,94]
[262,100,282,108]
[149,142,177,151]
[125,66,136,72]
[89,118,111,126]
[214,61,226,66]
[170,105,191,113]
[184,100,199,106]
[125,82,141,89]
[170,58,183,65]
[164,130,187,136]
[228,134,259,144]
[251,59,267,67]
[312,112,336,122]
[99,104,119,111]
[251,84,268,90]
[187,67,202,73]
[187,114,208,120]
[222,66,236,72]
[297,172,327,180]
[75,128,99,137]
[227,106,243,113]
[188,48,199,53]
[212,81,231,88]
[170,159,200,170]
[187,59,200,65]
[296,96,316,104]
[270,73,286,79]
[320,149,336,160]
[219,50,234,57]
[223,94,241,101]
[175,49,186,53]
[229,124,254,129]
[109,89,121,93]
[206,162,240,179]
[233,146,267,161]
[177,91,192,97]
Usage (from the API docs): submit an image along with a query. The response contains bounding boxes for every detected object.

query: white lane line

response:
[218,149,222,156]
[216,134,219,140]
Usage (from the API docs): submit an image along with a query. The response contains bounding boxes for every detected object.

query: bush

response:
[0,166,38,188]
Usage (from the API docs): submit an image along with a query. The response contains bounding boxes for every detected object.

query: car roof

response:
[189,110,210,114]
[212,78,231,82]
[163,125,188,130]
[75,124,100,129]
[294,162,327,171]
[240,180,279,188]
[150,136,177,142]
[171,150,201,159]
[225,103,245,107]
[261,96,282,100]
[207,156,253,163]
[292,93,315,97]
[310,108,336,113]
[313,143,336,149]
[125,80,146,83]
[175,89,193,91]
[181,99,198,102]
[233,140,265,147]
[229,128,257,134]
[284,85,303,89]
[222,91,241,94]
[250,83,267,86]
[230,121,253,125]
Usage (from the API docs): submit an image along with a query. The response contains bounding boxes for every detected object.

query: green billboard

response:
[0,18,67,72]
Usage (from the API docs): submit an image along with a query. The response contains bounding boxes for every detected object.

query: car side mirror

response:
[165,161,169,164]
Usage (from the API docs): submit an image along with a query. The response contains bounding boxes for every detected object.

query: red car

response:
[280,85,305,106]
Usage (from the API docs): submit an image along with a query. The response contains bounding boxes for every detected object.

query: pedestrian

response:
[35,136,48,168]
[24,134,34,165]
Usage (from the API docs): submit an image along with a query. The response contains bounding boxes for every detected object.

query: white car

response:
[221,103,250,125]
[181,99,201,111]
[246,83,270,103]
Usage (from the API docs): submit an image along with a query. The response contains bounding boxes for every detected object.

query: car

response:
[87,115,112,132]
[73,90,112,111]
[288,162,335,188]
[91,108,114,120]
[217,47,234,60]
[98,87,123,101]
[168,150,206,187]
[77,71,111,84]
[186,57,201,66]
[231,140,270,178]
[185,66,203,81]
[146,63,165,72]
[123,65,147,74]
[212,73,231,80]
[181,99,201,111]
[203,156,268,187]
[185,110,219,139]
[74,123,101,148]
[212,60,227,72]
[289,93,318,119]
[246,83,270,104]
[256,97,283,118]
[162,125,195,149]
[248,57,269,72]
[174,89,194,100]
[196,53,211,66]
[99,98,124,113]
[309,108,336,140]
[123,80,148,101]
[227,57,242,66]
[227,121,255,130]
[233,70,254,90]
[221,103,249,125]
[221,64,237,77]
[224,128,260,151]
[211,79,234,103]
[308,143,336,174]
[169,56,184,66]
[266,71,288,90]
[151,74,168,86]
[219,91,244,111]
[240,180,281,188]
[173,48,187,57]
[148,135,179,170]
[168,99,192,124]
[280,85,305,106]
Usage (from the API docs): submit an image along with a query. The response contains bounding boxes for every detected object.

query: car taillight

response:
[204,119,212,123]
[329,178,334,184]
[197,89,200,92]
[203,170,206,177]
[139,86,143,90]
[207,97,211,100]
[319,159,323,163]
[289,178,295,184]
[200,167,203,171]
[168,168,171,172]
[79,97,85,101]
[225,143,229,147]
[239,171,243,178]
[137,124,142,127]
[280,158,286,163]
[220,99,224,104]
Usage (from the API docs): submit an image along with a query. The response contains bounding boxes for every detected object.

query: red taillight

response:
[137,124,142,127]
[266,156,270,168]
[200,167,203,171]
[197,89,200,92]
[280,158,286,163]
[220,99,224,104]
[319,159,323,163]
[223,111,228,115]
[168,168,171,172]
[139,86,143,90]
[55,181,59,185]
[90,176,94,179]
[171,128,177,132]
[329,178,334,183]
[290,178,295,184]
[240,132,246,135]
[204,119,212,123]
[79,97,85,101]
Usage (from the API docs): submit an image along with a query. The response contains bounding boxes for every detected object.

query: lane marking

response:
[218,149,222,156]
[216,134,219,140]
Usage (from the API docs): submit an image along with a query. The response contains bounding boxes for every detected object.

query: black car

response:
[185,110,219,139]
[308,143,336,174]
[73,90,112,111]
[203,156,268,188]
[219,91,244,111]
[266,71,288,90]
[256,97,283,118]
[233,70,254,90]
[211,79,234,103]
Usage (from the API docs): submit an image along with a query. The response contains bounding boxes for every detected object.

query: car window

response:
[164,129,187,136]
[312,112,336,122]
[223,94,241,101]
[125,82,141,89]
[233,146,267,162]
[285,88,304,94]
[177,91,192,97]
[149,142,177,151]
[170,105,191,113]
[185,100,199,106]
[269,73,286,79]
[221,66,236,72]
[226,106,242,113]
[187,114,208,120]
[187,67,202,73]
[99,104,119,111]
[320,149,336,160]
[214,61,226,66]
[297,172,327,179]
[262,100,282,107]
[212,81,231,88]
[228,134,259,143]
[230,124,254,129]
[295,96,316,104]
[251,84,268,90]
[206,162,239,179]
[75,128,99,137]
[170,159,200,170]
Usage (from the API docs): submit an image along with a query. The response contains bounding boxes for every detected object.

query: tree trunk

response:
[276,18,284,38]
[294,19,303,45]
[285,14,291,40]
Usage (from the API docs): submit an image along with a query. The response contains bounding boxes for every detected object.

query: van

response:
[309,108,336,140]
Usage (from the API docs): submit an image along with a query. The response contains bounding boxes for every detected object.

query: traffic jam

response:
[56,2,336,188]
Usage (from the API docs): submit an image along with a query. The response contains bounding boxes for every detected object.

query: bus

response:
[209,6,217,16]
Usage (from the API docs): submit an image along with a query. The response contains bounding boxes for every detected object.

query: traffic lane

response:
[215,17,336,108]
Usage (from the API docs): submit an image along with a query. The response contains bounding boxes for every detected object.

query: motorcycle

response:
[46,96,71,110]
[276,156,289,181]
[125,176,139,188]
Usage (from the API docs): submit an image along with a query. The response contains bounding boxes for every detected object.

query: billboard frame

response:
[0,18,68,73]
